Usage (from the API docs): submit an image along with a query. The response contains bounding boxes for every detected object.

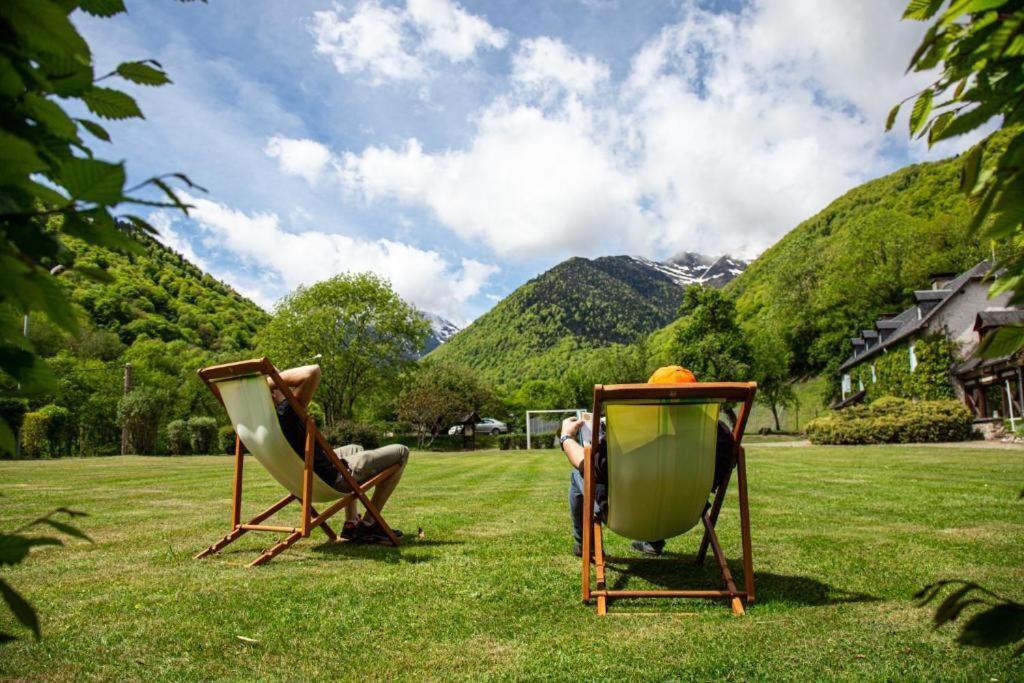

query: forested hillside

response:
[428,256,687,384]
[11,231,268,457]
[56,231,267,350]
[724,134,1007,378]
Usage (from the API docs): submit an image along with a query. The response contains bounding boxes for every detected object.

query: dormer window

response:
[909,343,918,372]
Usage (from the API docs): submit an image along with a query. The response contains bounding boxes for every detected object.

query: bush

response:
[20,405,72,459]
[20,412,48,459]
[806,397,972,445]
[307,400,325,428]
[187,416,218,454]
[498,433,528,450]
[118,388,165,454]
[166,419,189,455]
[324,420,380,450]
[218,425,236,454]
[0,397,28,457]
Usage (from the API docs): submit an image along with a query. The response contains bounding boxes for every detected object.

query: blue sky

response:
[73,1,987,325]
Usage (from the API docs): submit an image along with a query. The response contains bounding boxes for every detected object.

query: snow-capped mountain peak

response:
[630,253,747,288]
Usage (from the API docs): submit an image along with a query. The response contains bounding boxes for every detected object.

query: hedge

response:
[218,425,236,454]
[188,416,218,454]
[806,396,972,445]
[166,419,188,455]
[20,404,72,459]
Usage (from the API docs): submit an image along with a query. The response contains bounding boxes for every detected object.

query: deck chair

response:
[194,357,401,567]
[581,382,756,615]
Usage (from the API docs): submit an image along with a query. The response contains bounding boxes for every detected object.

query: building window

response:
[871,364,877,383]
[858,377,864,391]
[842,374,851,397]
[909,343,918,372]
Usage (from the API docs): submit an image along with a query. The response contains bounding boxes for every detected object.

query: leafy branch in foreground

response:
[890,0,1024,357]
[0,0,205,455]
[0,507,91,642]
[916,580,1024,656]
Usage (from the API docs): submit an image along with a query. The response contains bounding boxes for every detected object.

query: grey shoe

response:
[631,540,664,556]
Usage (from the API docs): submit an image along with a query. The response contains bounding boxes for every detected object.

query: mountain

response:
[723,132,1005,378]
[419,312,461,354]
[428,253,741,384]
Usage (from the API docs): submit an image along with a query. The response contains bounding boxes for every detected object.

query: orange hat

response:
[647,365,697,384]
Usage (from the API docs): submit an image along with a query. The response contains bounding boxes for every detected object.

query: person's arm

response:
[559,417,587,471]
[267,365,321,406]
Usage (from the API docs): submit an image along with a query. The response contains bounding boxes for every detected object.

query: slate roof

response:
[974,309,1024,332]
[838,261,991,373]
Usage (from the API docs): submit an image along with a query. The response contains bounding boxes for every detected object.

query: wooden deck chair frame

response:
[581,382,756,615]
[194,357,401,567]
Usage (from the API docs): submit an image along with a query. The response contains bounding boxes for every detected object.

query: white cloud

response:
[150,211,210,272]
[512,37,610,98]
[310,0,505,85]
[330,0,981,260]
[264,136,333,185]
[407,0,507,61]
[177,194,496,324]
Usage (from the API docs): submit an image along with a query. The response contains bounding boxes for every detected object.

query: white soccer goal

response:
[525,409,585,449]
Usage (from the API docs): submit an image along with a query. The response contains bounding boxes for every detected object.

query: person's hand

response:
[561,416,584,439]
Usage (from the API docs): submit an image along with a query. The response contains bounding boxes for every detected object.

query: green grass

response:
[1,445,1023,680]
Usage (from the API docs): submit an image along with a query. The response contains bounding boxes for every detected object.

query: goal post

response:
[525,409,585,449]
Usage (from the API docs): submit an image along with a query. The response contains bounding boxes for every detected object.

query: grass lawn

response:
[1,444,1023,680]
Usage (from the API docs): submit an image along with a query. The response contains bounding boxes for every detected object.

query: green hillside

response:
[724,135,1010,379]
[429,256,683,385]
[57,230,267,350]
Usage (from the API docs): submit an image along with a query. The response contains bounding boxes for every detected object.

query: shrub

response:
[0,397,28,457]
[187,416,218,454]
[20,412,49,459]
[307,400,325,428]
[117,388,165,455]
[38,405,72,458]
[166,419,189,455]
[806,396,972,445]
[20,405,73,459]
[324,420,380,450]
[498,434,528,450]
[218,425,236,454]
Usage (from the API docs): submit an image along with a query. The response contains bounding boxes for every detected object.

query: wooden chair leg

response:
[593,521,607,616]
[249,531,303,567]
[697,475,730,565]
[702,512,744,616]
[309,507,337,540]
[196,494,295,559]
[736,448,755,604]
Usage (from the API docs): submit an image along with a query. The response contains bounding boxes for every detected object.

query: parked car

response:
[447,418,509,436]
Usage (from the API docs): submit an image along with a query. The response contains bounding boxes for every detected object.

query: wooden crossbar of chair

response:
[581,381,756,615]
[194,357,401,567]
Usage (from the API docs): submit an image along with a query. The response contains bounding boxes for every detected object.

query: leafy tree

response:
[0,0,203,455]
[750,327,796,432]
[396,362,495,446]
[670,287,753,381]
[257,273,429,423]
[117,387,165,455]
[890,0,1024,356]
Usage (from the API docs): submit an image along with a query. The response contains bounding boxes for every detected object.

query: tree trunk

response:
[770,403,781,432]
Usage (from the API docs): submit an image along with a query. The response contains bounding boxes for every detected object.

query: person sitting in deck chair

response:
[269,364,409,543]
[560,365,737,557]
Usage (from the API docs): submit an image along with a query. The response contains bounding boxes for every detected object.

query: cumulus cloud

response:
[326,0,977,260]
[176,194,496,323]
[310,0,505,84]
[511,37,610,98]
[264,136,333,185]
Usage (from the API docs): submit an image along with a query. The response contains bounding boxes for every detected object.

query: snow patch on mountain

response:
[631,252,747,288]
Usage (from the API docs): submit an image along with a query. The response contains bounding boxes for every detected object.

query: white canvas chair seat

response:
[216,375,340,503]
[604,401,720,541]
[195,357,402,566]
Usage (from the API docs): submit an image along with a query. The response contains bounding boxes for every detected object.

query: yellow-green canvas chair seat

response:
[605,401,720,541]
[581,382,756,616]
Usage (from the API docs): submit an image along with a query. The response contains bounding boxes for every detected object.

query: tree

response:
[750,327,796,432]
[0,0,203,455]
[670,287,753,381]
[257,273,429,423]
[890,0,1024,356]
[396,362,495,446]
